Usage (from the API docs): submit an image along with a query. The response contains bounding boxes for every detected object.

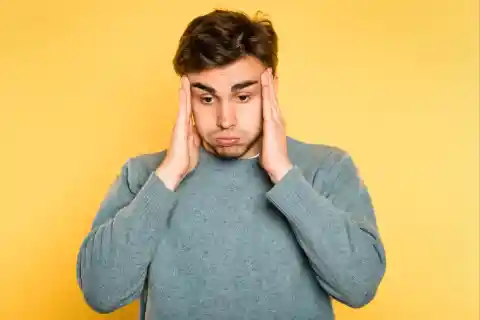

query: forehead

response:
[187,56,266,91]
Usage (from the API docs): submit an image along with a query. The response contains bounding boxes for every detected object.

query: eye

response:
[200,96,214,105]
[237,95,251,103]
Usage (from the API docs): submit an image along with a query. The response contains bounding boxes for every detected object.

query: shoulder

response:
[121,150,168,193]
[286,136,350,173]
[286,137,365,195]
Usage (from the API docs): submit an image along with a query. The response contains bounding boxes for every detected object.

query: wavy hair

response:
[173,10,278,75]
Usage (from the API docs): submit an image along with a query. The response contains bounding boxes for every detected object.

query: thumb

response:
[190,123,201,147]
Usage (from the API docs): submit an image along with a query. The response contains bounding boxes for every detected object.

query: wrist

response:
[155,164,184,191]
[269,163,294,184]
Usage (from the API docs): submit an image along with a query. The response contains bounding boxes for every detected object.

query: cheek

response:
[192,106,215,131]
[238,99,263,126]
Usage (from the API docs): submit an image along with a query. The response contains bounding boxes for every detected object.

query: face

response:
[187,56,270,159]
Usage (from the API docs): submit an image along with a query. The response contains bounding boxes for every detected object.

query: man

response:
[77,9,386,320]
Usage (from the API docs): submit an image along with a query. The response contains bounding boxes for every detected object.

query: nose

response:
[216,101,237,129]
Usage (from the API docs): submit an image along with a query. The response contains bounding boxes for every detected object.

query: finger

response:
[188,129,195,148]
[183,76,192,120]
[191,122,201,147]
[187,118,201,148]
[261,69,273,121]
[187,116,192,137]
[177,77,187,123]
[267,69,281,122]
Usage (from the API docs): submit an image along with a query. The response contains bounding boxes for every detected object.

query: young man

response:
[77,9,386,320]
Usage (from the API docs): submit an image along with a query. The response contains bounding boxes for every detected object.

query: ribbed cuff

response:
[266,166,326,224]
[125,171,178,233]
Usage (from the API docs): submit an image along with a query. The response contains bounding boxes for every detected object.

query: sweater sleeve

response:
[265,152,386,308]
[76,159,178,313]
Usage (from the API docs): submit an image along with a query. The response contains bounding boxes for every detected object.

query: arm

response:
[76,158,178,313]
[265,152,386,308]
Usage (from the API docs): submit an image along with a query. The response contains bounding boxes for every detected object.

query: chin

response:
[213,145,249,159]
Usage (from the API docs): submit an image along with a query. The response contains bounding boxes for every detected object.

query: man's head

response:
[173,10,278,159]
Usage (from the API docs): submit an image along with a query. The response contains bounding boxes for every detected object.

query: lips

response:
[215,137,240,147]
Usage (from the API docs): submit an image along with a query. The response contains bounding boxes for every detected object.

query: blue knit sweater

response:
[77,136,386,319]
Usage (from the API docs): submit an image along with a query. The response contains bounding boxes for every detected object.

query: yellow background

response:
[0,0,478,319]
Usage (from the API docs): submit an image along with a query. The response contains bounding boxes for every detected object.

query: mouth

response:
[215,137,240,147]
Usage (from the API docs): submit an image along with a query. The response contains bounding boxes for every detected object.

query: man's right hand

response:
[156,76,201,191]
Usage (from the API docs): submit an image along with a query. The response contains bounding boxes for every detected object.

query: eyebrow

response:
[191,80,258,95]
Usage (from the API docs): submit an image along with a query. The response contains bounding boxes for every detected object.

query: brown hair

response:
[173,9,278,76]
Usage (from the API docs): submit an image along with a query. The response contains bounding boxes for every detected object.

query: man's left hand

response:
[259,68,293,184]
